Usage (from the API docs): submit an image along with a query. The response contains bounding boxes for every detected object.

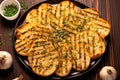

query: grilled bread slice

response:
[69,34,91,71]
[81,31,106,59]
[73,8,99,28]
[77,8,99,23]
[58,8,99,34]
[28,39,59,76]
[25,9,38,24]
[55,42,72,77]
[15,23,37,56]
[15,38,33,56]
[72,50,91,71]
[80,8,99,19]
[15,23,37,39]
[56,0,78,17]
[84,18,111,38]
[55,1,79,29]
[15,23,55,56]
[38,3,55,26]
[70,31,106,59]
[16,23,54,39]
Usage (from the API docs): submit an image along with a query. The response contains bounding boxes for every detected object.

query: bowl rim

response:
[0,0,21,20]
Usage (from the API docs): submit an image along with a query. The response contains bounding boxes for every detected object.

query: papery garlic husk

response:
[99,66,117,80]
[0,51,13,70]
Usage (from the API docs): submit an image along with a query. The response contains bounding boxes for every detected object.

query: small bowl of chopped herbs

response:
[0,0,21,20]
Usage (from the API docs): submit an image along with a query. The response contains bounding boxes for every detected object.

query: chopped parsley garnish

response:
[3,4,18,17]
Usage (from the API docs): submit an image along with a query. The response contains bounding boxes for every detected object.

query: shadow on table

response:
[0,65,13,76]
[0,15,21,28]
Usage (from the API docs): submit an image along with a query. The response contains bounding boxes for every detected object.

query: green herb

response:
[55,30,69,42]
[49,64,53,67]
[77,25,83,32]
[19,1,28,12]
[35,41,46,47]
[83,19,87,25]
[62,20,66,25]
[4,4,18,17]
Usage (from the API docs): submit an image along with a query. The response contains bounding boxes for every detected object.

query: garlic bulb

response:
[0,51,13,70]
[99,66,117,80]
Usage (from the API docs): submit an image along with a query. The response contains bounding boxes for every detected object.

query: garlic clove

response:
[99,66,117,80]
[0,51,13,70]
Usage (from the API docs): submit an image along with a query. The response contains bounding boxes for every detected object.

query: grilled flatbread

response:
[25,9,38,24]
[69,34,91,71]
[55,42,72,77]
[61,8,99,34]
[15,23,54,56]
[15,23,37,56]
[28,39,59,76]
[84,18,111,38]
[38,3,55,26]
[15,38,33,56]
[69,31,105,71]
[81,31,106,59]
[15,23,37,39]
[56,0,78,17]
[71,8,99,31]
[55,0,79,29]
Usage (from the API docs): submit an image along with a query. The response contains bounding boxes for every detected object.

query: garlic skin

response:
[99,66,117,80]
[0,51,13,70]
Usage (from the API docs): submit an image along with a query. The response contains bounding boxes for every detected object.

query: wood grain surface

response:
[0,0,120,80]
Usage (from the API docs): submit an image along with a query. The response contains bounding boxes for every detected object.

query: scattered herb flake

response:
[19,1,28,12]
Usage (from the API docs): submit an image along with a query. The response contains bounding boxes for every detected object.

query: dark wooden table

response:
[0,0,120,80]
